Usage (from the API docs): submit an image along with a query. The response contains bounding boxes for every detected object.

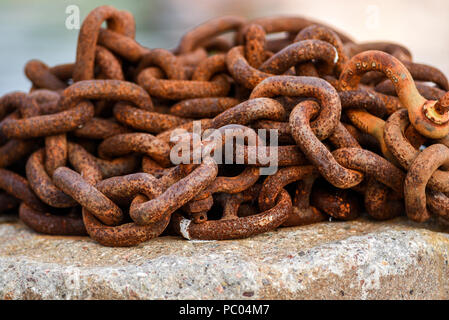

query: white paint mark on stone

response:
[179,218,191,240]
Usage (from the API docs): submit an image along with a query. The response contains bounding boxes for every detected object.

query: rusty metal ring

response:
[404,144,449,222]
[136,49,187,81]
[185,166,260,214]
[98,132,171,167]
[294,24,347,76]
[251,75,341,140]
[243,24,267,69]
[426,189,449,219]
[384,109,449,192]
[402,61,449,91]
[364,178,404,220]
[345,42,412,62]
[96,173,163,206]
[98,28,149,63]
[74,5,133,81]
[332,147,405,194]
[0,140,36,168]
[258,165,316,211]
[327,121,361,149]
[44,134,67,177]
[114,102,188,134]
[52,167,124,226]
[171,187,291,240]
[95,46,124,80]
[259,40,337,76]
[311,185,360,221]
[237,16,354,45]
[375,80,446,101]
[74,117,130,139]
[289,100,363,188]
[26,149,76,208]
[191,53,228,81]
[0,168,46,211]
[226,46,273,89]
[61,79,153,111]
[1,100,94,139]
[177,16,246,54]
[82,205,170,247]
[129,157,218,225]
[24,60,67,90]
[19,203,86,236]
[339,89,387,118]
[170,97,239,119]
[137,69,230,100]
[211,97,286,128]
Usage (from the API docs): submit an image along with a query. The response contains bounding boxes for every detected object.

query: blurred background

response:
[0,0,448,95]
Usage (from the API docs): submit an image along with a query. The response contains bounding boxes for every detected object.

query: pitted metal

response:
[2,6,448,246]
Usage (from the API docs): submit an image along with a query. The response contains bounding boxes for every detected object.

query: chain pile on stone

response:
[1,5,449,246]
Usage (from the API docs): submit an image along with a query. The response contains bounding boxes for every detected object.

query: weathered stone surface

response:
[0,213,449,299]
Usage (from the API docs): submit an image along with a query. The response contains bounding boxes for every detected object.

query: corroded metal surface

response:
[0,5,448,246]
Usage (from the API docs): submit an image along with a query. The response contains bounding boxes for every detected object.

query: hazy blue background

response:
[1,0,448,95]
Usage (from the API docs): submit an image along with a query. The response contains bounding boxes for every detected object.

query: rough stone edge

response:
[1,228,448,299]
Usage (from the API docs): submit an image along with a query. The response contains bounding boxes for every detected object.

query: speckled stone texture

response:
[0,213,448,300]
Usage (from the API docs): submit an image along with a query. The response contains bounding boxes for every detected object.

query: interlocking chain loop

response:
[130,156,218,225]
[171,186,292,240]
[74,5,135,81]
[404,144,449,222]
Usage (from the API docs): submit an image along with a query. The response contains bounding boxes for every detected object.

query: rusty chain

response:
[1,5,449,246]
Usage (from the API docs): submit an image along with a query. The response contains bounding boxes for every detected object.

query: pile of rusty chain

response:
[1,5,449,247]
